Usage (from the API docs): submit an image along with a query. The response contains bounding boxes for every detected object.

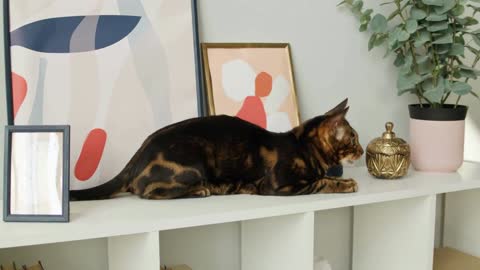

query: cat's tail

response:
[70,173,130,201]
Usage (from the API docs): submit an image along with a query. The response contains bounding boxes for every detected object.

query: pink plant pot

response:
[409,104,468,172]
[410,119,465,172]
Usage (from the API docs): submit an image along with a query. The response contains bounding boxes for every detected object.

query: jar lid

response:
[382,122,396,139]
[367,122,410,156]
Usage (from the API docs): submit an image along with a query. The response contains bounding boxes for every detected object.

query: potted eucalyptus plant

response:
[340,0,480,172]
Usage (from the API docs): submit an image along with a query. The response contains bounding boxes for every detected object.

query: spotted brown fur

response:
[71,99,364,201]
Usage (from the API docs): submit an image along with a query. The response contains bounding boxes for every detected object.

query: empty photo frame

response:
[3,125,70,222]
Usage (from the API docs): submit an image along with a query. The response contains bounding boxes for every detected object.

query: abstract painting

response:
[202,43,300,132]
[4,0,203,190]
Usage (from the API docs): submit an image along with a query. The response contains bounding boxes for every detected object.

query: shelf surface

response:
[1,162,480,248]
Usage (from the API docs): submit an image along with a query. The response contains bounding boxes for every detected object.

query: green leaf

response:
[414,31,431,47]
[374,34,387,46]
[456,17,479,26]
[360,14,371,25]
[471,34,480,46]
[337,0,352,6]
[397,30,410,42]
[434,0,457,14]
[397,73,422,91]
[359,23,368,32]
[449,43,465,55]
[451,81,472,95]
[360,9,372,25]
[459,69,478,79]
[352,0,363,12]
[398,88,416,95]
[380,1,395,5]
[406,19,418,34]
[411,8,427,20]
[452,5,466,15]
[432,34,453,44]
[455,35,465,45]
[423,88,445,103]
[427,22,449,32]
[435,44,451,54]
[363,9,373,16]
[388,27,400,46]
[453,66,478,80]
[418,60,435,74]
[453,70,462,79]
[458,64,476,71]
[423,78,446,103]
[399,55,413,74]
[422,0,444,6]
[426,13,448,21]
[371,14,388,33]
[368,34,376,51]
[445,79,453,92]
[394,54,406,67]
[416,55,430,63]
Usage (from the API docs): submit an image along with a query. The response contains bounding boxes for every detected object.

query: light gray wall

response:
[199,0,416,142]
[0,0,479,270]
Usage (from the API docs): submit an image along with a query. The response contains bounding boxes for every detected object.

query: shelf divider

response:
[241,212,314,270]
[108,232,160,270]
[352,195,436,270]
[444,189,480,257]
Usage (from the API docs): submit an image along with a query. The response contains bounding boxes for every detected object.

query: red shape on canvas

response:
[75,128,107,181]
[255,72,273,97]
[11,72,27,119]
[236,96,267,129]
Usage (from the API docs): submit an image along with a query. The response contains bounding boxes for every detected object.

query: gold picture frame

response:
[201,43,300,132]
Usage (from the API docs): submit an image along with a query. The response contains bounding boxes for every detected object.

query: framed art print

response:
[202,43,300,132]
[4,125,70,222]
[4,0,203,190]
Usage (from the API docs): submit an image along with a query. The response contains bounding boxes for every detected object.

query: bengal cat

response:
[70,99,364,200]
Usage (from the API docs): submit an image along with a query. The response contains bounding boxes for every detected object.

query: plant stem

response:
[445,16,457,106]
[398,0,427,106]
[395,0,407,22]
[442,92,451,104]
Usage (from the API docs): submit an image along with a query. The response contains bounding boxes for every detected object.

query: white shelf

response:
[1,162,480,249]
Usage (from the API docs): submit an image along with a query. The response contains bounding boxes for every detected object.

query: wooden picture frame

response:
[3,125,70,223]
[201,43,300,132]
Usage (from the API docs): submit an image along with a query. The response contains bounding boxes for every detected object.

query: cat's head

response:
[293,99,364,168]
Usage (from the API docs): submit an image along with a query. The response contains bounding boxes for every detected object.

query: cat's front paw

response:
[339,178,358,193]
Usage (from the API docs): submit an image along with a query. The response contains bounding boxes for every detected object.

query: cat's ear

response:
[328,107,349,140]
[325,98,348,116]
[323,106,349,132]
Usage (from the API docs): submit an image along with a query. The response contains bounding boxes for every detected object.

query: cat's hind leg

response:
[140,169,211,200]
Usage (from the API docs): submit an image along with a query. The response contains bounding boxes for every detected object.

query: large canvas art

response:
[4,0,203,190]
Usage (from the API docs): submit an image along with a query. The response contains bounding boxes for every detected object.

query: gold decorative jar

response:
[366,122,410,179]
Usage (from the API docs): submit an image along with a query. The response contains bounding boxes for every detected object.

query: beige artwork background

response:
[206,47,299,127]
[9,0,199,190]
